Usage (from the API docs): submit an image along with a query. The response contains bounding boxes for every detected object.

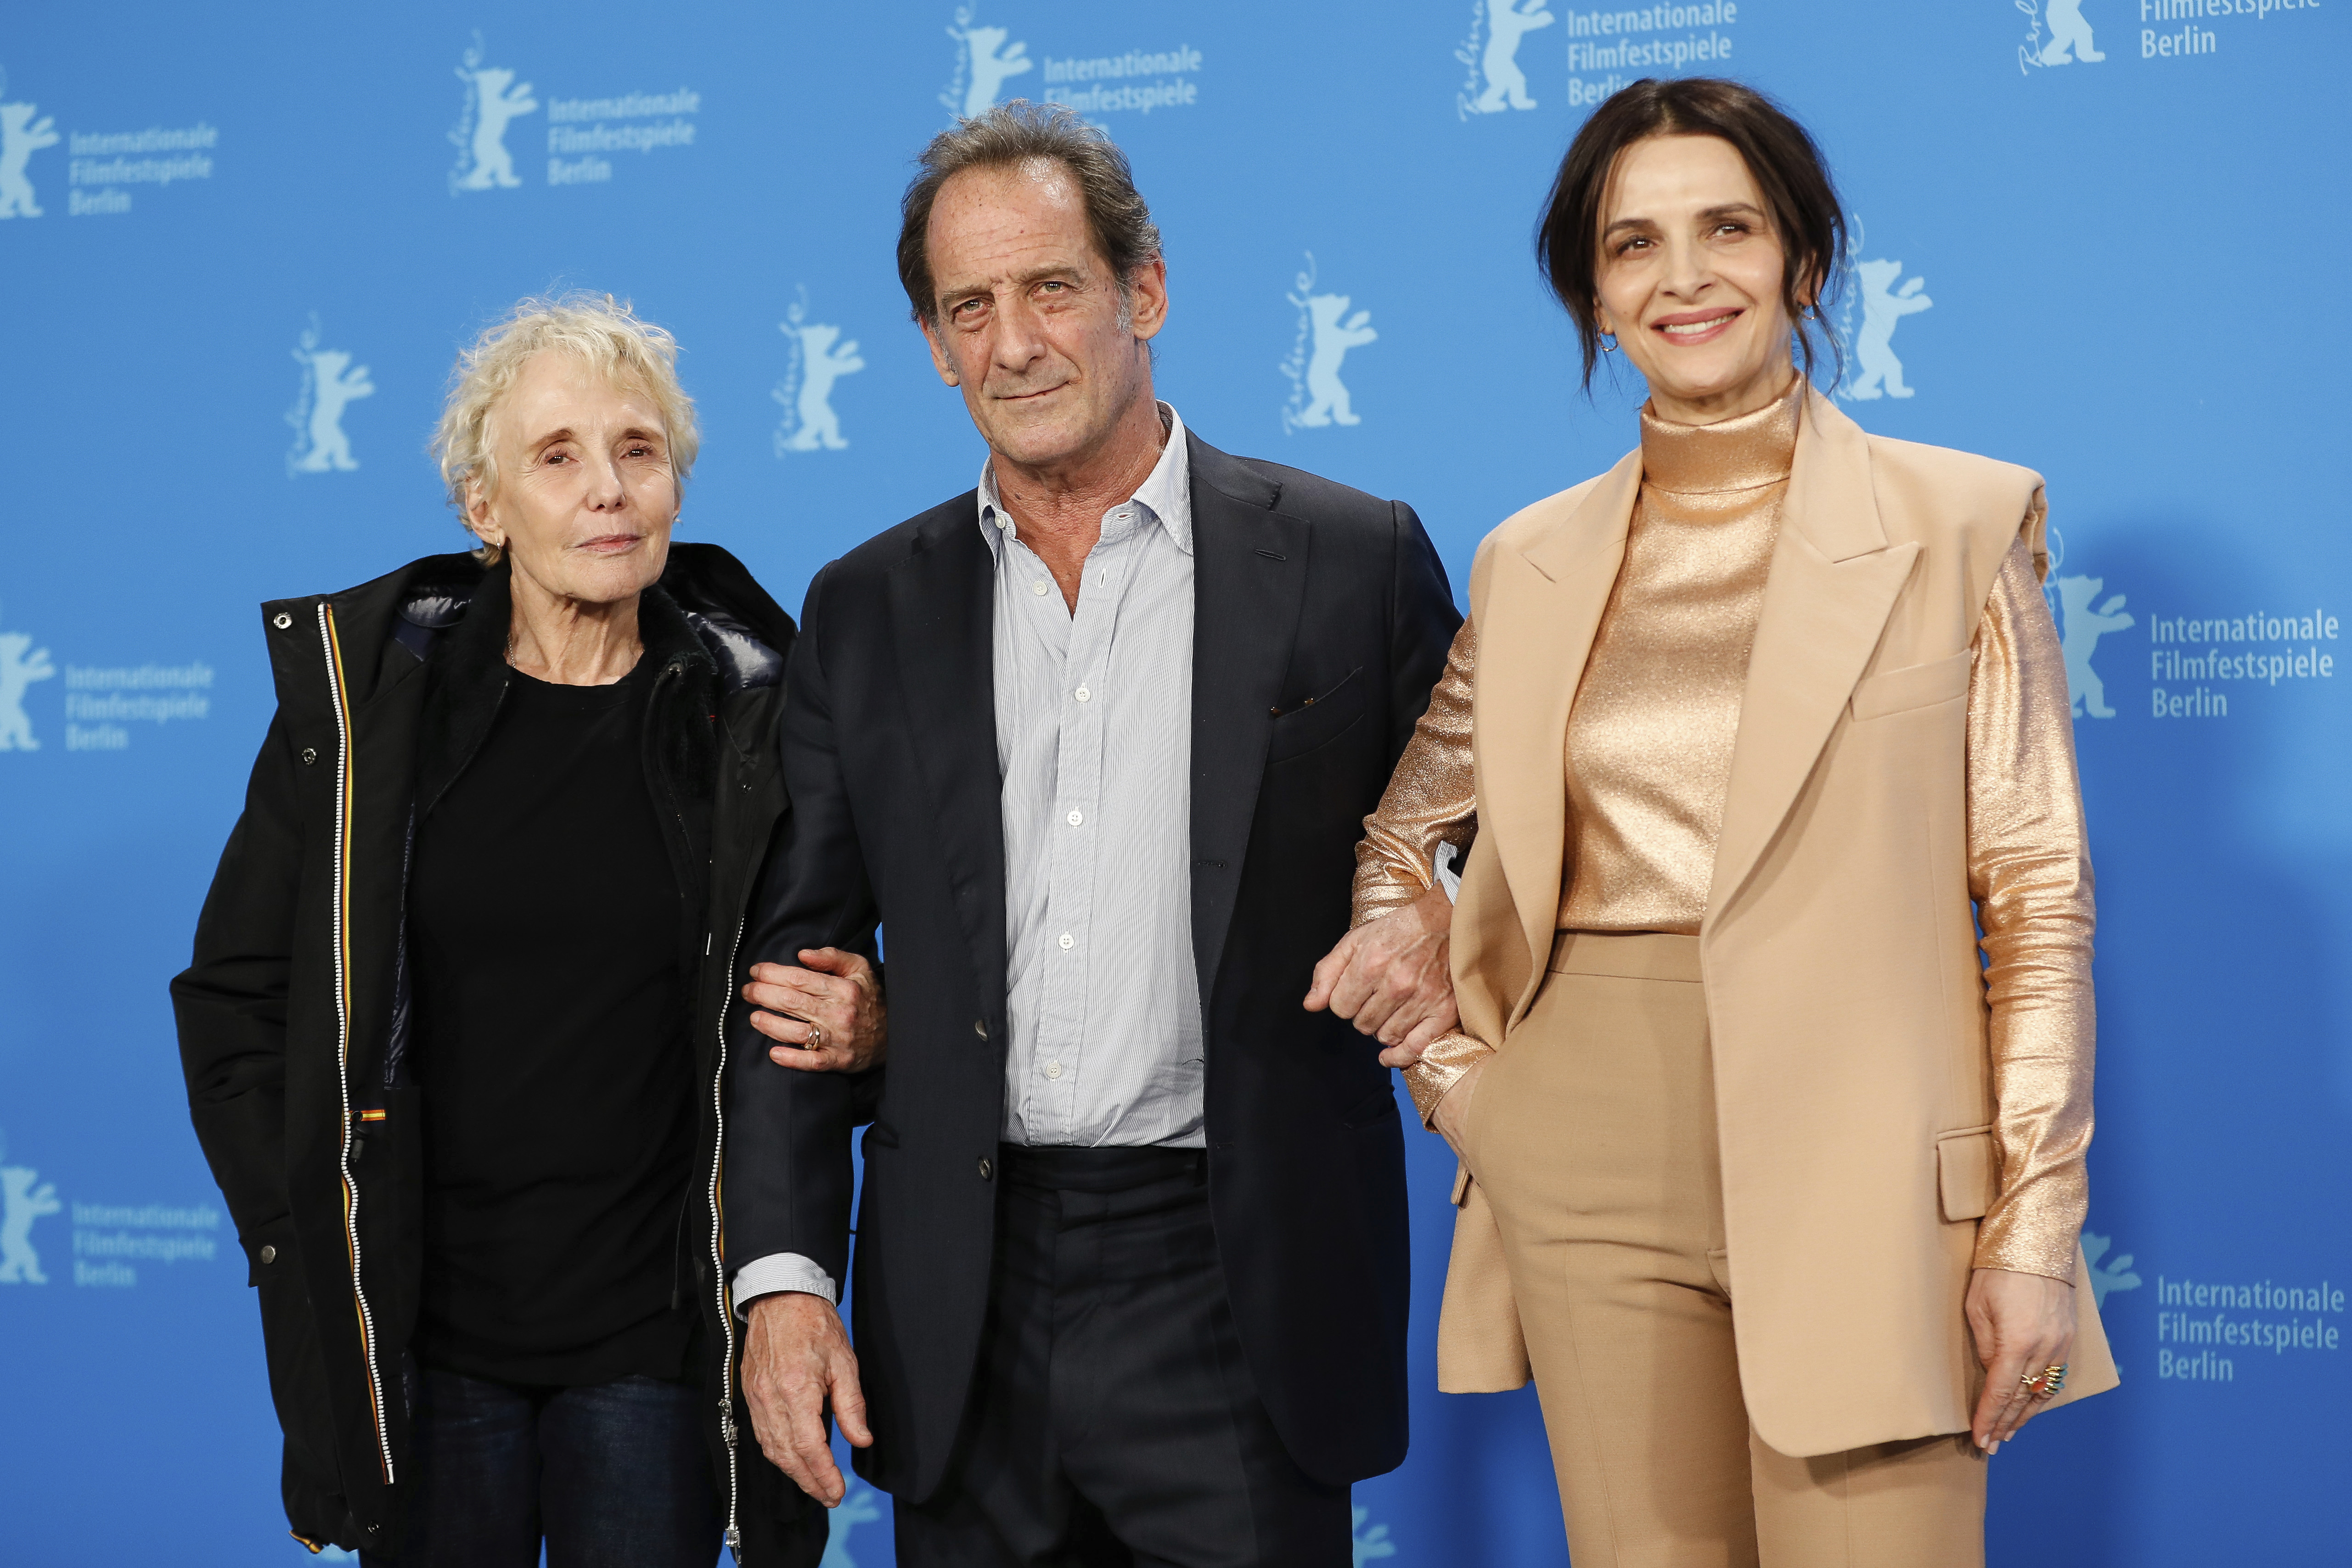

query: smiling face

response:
[1594,133,1802,424]
[919,157,1167,474]
[466,350,676,607]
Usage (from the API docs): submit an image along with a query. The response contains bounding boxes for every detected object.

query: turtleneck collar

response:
[1637,377,1803,497]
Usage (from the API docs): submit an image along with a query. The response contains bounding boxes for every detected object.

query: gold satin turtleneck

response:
[1352,389,2095,1284]
[1559,388,1796,932]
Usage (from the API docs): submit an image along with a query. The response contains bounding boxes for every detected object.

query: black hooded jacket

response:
[171,543,825,1563]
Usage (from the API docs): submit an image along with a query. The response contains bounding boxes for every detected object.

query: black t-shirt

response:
[409,658,697,1386]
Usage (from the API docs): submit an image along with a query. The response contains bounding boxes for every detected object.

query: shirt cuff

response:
[731,1251,838,1317]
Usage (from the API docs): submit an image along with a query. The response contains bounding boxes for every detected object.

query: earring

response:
[1599,331,1619,354]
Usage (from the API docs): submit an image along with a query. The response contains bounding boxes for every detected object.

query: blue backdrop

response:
[2,1,2345,1561]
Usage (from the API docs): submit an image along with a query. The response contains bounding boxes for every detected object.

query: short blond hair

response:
[431,293,700,563]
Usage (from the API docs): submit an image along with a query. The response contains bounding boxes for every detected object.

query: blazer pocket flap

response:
[1851,650,1972,721]
[1936,1125,1998,1222]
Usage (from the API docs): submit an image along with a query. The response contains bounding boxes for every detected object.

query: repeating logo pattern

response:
[2044,531,2136,720]
[0,67,60,219]
[2018,0,2109,72]
[1457,0,1558,118]
[1832,221,1934,402]
[1281,254,1379,433]
[775,291,867,455]
[2085,1231,2144,1309]
[0,1134,60,1285]
[286,317,376,476]
[0,604,57,753]
[943,6,1035,121]
[822,1480,884,1566]
[450,36,537,194]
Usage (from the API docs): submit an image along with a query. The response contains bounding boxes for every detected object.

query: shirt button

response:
[1059,933,1074,950]
[1031,579,1050,596]
[1066,809,1083,827]
[1045,1061,1064,1080]
[1074,686,1090,703]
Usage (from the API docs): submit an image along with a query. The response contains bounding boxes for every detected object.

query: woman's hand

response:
[745,948,887,1073]
[1429,1056,1487,1159]
[1964,1266,2078,1453]
[1303,882,1459,1068]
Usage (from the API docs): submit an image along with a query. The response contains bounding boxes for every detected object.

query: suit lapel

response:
[1478,449,1639,1028]
[886,503,1008,998]
[1706,392,1916,927]
[1187,436,1309,1010]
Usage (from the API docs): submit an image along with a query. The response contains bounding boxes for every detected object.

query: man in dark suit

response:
[722,102,1459,1567]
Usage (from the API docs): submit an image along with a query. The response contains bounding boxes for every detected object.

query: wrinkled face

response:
[1595,133,1799,417]
[921,158,1167,470]
[468,351,675,606]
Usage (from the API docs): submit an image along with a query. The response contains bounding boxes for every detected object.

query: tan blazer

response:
[1436,390,2118,1457]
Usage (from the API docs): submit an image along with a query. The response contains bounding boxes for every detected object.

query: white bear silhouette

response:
[821,1480,883,1567]
[1294,294,1378,428]
[779,323,865,452]
[0,1167,61,1284]
[1846,258,1932,400]
[958,25,1033,119]
[0,627,57,751]
[455,64,537,191]
[2055,575,2133,719]
[2038,0,2105,64]
[291,346,376,473]
[0,101,61,219]
[1474,0,1556,113]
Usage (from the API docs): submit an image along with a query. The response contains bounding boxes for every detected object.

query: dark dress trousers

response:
[725,433,1461,1513]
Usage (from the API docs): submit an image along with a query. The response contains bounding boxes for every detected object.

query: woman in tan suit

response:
[1307,79,2115,1565]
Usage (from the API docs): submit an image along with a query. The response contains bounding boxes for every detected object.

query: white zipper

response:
[317,602,396,1484]
[712,911,748,1556]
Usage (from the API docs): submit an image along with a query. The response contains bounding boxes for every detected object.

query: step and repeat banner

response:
[1,1,2345,1561]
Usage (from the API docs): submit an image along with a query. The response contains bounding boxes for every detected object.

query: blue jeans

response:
[364,1363,721,1568]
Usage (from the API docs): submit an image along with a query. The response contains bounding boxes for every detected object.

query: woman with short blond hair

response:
[174,295,852,1566]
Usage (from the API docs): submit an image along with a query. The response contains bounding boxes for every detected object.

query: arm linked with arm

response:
[1967,534,2096,1284]
[725,562,874,1305]
[1357,612,1495,1122]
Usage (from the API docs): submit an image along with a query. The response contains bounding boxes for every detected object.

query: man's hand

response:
[1304,882,1459,1068]
[742,1292,872,1505]
[1964,1267,2079,1454]
[746,949,886,1073]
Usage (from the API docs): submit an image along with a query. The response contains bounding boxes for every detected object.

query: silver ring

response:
[806,1024,825,1052]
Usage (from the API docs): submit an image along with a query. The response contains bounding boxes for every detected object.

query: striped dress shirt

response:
[733,405,1203,1308]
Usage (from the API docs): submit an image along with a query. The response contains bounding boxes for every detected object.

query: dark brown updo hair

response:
[1537,78,1846,389]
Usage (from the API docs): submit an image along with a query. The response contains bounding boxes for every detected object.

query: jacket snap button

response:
[973,1019,988,1040]
[978,1158,993,1180]
[259,1244,276,1265]
[271,613,293,630]
[300,748,318,766]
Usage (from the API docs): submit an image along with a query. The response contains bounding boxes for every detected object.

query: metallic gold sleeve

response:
[1353,616,1480,924]
[1968,535,2097,1282]
[1351,616,1491,1122]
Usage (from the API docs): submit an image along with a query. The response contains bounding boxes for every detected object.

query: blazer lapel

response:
[886,504,1008,1000]
[1706,392,1917,927]
[1187,435,1310,1009]
[1477,449,1640,1029]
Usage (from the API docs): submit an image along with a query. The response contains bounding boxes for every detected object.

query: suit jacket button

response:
[259,1245,276,1265]
[973,1019,988,1040]
[300,748,318,766]
[978,1158,993,1180]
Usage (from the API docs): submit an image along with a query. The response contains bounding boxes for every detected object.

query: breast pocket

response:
[1850,650,1971,722]
[1266,665,1367,764]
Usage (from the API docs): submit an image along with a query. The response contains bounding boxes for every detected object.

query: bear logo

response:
[0,98,62,219]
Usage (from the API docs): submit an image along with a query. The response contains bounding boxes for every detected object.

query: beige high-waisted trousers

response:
[1462,931,1986,1568]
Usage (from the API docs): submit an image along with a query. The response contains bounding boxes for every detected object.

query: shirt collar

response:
[978,402,1193,559]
